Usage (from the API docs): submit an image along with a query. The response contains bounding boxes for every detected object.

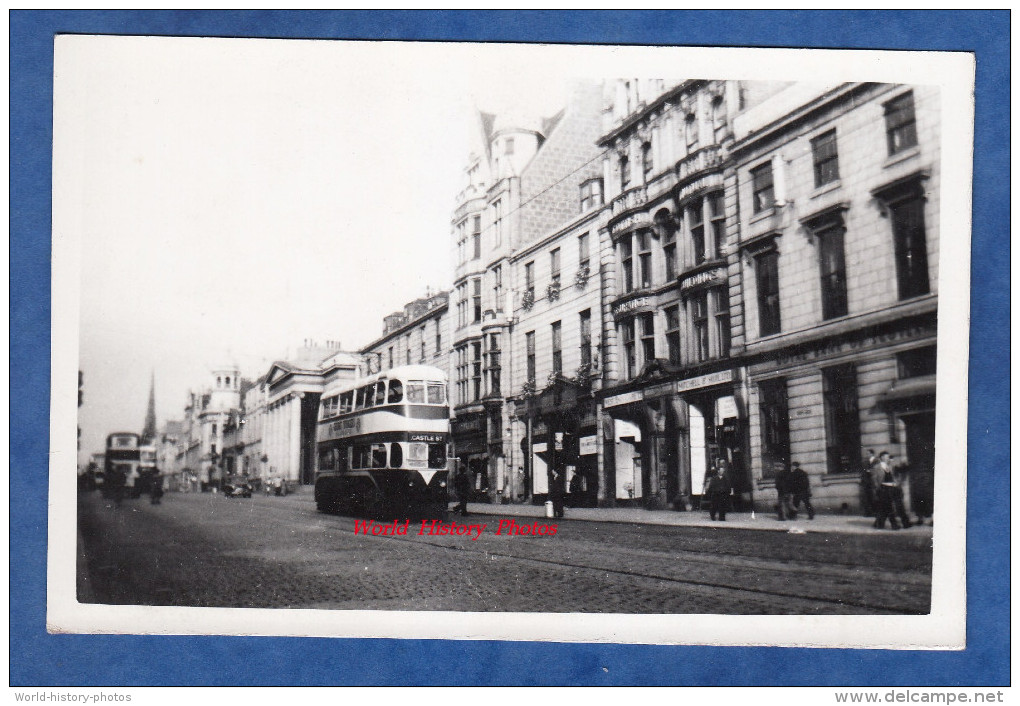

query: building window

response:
[525,331,536,383]
[455,345,469,404]
[504,137,514,155]
[580,179,603,212]
[713,286,731,359]
[656,211,677,281]
[472,277,482,323]
[755,249,781,336]
[491,201,502,248]
[823,363,861,475]
[619,155,631,190]
[665,305,681,365]
[492,265,503,312]
[817,221,849,320]
[620,235,634,293]
[420,325,427,362]
[691,292,709,362]
[388,346,393,369]
[897,345,937,378]
[456,220,467,265]
[685,112,699,149]
[525,261,535,300]
[550,248,561,288]
[890,194,931,300]
[551,321,562,375]
[758,377,790,480]
[884,91,917,156]
[689,198,706,265]
[456,282,468,328]
[434,317,442,355]
[579,309,592,368]
[636,231,652,289]
[405,335,411,365]
[472,215,481,259]
[471,341,482,401]
[811,129,840,187]
[708,191,726,259]
[751,161,775,213]
[640,312,655,365]
[641,141,653,180]
[578,233,590,271]
[486,333,501,396]
[621,318,636,379]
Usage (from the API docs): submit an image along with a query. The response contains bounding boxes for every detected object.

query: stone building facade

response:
[730,82,939,514]
[449,80,605,501]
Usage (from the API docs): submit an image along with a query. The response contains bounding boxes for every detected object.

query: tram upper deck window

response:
[406,381,426,404]
[374,381,387,406]
[427,383,446,405]
[388,379,403,403]
[339,391,354,414]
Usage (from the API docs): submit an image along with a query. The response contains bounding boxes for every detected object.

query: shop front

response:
[601,365,748,511]
[745,311,937,514]
[517,378,599,507]
[451,411,489,502]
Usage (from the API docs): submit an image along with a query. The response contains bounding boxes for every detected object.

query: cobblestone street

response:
[77,490,932,614]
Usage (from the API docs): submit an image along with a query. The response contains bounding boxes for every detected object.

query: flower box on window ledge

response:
[546,281,561,302]
[521,289,535,311]
[573,362,596,386]
[574,265,591,289]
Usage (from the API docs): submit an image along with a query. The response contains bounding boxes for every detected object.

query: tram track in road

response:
[263,499,930,615]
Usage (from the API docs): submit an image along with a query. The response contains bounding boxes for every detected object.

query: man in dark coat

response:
[549,467,566,518]
[774,461,796,520]
[790,461,815,520]
[704,462,732,521]
[452,465,471,517]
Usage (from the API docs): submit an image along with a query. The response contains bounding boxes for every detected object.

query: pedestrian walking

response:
[149,471,164,505]
[703,460,732,521]
[860,449,877,517]
[549,467,566,518]
[774,461,797,520]
[790,461,815,520]
[452,465,471,517]
[872,451,912,529]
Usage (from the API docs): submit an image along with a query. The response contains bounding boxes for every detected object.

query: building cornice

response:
[597,80,703,147]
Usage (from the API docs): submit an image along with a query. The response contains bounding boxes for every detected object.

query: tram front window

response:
[428,443,447,469]
[427,383,446,405]
[407,381,426,403]
[388,380,403,403]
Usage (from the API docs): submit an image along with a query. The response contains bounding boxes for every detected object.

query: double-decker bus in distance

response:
[315,365,450,519]
[104,432,141,498]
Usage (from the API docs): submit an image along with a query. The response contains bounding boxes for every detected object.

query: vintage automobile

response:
[222,475,253,498]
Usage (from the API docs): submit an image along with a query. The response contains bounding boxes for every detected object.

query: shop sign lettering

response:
[612,297,650,317]
[579,435,598,456]
[604,391,642,408]
[680,267,725,292]
[675,369,735,393]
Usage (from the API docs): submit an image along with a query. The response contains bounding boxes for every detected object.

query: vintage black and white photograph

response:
[49,36,974,647]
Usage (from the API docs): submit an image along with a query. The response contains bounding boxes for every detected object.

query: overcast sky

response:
[60,36,580,462]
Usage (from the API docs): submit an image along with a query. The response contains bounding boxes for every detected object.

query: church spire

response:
[141,371,157,444]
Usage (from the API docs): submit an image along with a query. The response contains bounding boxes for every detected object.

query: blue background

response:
[10,11,1009,686]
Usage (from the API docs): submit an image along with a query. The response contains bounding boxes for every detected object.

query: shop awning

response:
[875,375,936,412]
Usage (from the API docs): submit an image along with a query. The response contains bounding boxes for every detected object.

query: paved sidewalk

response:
[459,501,934,537]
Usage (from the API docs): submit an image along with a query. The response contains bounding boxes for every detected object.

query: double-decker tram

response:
[315,365,451,519]
[104,432,141,499]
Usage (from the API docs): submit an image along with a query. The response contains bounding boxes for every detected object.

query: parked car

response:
[222,475,253,498]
